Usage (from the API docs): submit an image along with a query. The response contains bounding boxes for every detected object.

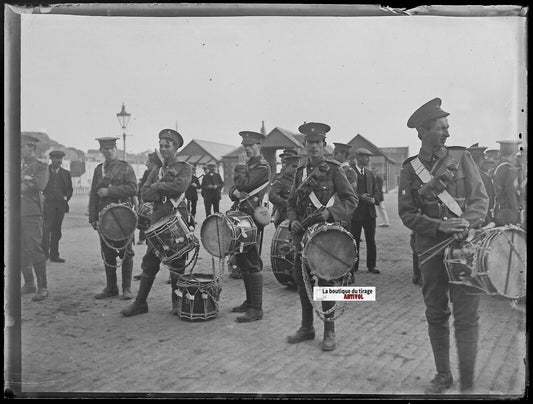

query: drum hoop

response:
[98,203,137,242]
[302,222,356,280]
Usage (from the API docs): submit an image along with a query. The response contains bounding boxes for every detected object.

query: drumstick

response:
[419,238,455,266]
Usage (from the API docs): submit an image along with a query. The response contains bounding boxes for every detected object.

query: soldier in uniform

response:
[483,149,500,174]
[466,144,495,225]
[229,131,271,323]
[42,150,73,263]
[399,98,488,394]
[351,148,381,275]
[286,122,357,352]
[269,149,300,227]
[89,137,138,300]
[20,134,51,301]
[136,150,163,245]
[121,129,192,317]
[492,139,522,226]
[201,163,224,216]
[333,142,358,192]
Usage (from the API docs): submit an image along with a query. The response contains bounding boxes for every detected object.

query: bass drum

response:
[302,222,358,281]
[270,219,296,287]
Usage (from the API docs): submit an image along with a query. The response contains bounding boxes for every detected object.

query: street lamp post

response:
[116,102,131,160]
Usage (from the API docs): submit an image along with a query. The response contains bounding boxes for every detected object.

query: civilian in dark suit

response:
[201,164,224,216]
[42,150,73,263]
[350,148,380,275]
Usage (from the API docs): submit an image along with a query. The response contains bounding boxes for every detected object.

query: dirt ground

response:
[11,191,527,398]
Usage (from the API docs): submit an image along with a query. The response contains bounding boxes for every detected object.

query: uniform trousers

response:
[21,215,48,288]
[420,253,480,384]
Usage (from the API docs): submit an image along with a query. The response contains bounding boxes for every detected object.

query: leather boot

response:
[456,326,478,391]
[94,265,119,299]
[287,283,315,343]
[21,265,36,294]
[231,271,251,312]
[120,274,155,316]
[120,256,133,300]
[322,301,336,351]
[236,271,263,322]
[425,324,453,394]
[32,261,49,302]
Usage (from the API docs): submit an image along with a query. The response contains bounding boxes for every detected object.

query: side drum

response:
[302,222,358,281]
[270,219,296,287]
[174,273,221,321]
[136,202,154,231]
[200,212,257,258]
[145,214,197,267]
[98,203,137,248]
[444,226,526,299]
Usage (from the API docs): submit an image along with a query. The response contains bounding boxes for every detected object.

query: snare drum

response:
[174,273,221,321]
[302,222,358,281]
[145,214,197,267]
[444,226,526,299]
[136,202,153,231]
[270,219,295,286]
[98,203,137,248]
[200,211,257,258]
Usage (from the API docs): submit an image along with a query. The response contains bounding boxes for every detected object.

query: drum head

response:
[304,225,357,280]
[99,205,137,241]
[485,228,527,298]
[200,215,233,258]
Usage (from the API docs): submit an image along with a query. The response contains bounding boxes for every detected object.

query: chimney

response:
[260,121,266,136]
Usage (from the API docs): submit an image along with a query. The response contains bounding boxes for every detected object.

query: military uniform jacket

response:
[21,157,50,217]
[43,166,73,211]
[398,146,488,253]
[492,158,520,218]
[268,170,295,221]
[287,157,357,229]
[88,158,138,224]
[185,175,201,201]
[229,155,271,217]
[339,161,358,192]
[141,157,192,224]
[352,166,380,221]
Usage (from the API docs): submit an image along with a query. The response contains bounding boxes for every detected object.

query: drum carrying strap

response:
[239,181,269,202]
[303,167,336,209]
[158,167,186,209]
[410,157,463,217]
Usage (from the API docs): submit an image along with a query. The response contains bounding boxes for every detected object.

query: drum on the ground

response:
[200,211,257,258]
[302,222,357,281]
[136,202,153,231]
[98,203,137,249]
[444,226,526,299]
[270,219,296,287]
[145,213,197,267]
[174,273,221,321]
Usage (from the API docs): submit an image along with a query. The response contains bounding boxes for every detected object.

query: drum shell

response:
[444,227,526,299]
[145,214,197,264]
[302,223,357,281]
[200,212,257,258]
[98,203,137,242]
[174,273,221,321]
[270,219,295,286]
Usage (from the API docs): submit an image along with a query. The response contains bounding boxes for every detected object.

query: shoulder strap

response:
[410,157,463,217]
[303,167,335,209]
[492,161,511,177]
[240,181,269,202]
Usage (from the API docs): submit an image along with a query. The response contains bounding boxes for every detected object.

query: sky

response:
[20,9,527,157]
